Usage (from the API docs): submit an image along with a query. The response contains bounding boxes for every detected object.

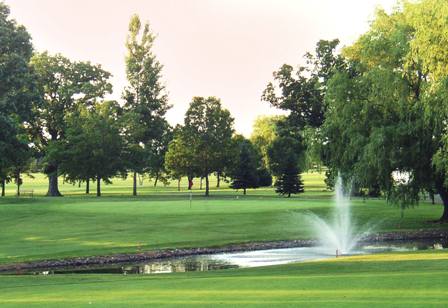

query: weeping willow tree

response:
[322,0,448,221]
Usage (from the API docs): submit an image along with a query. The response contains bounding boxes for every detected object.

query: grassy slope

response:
[1,251,448,307]
[0,173,446,264]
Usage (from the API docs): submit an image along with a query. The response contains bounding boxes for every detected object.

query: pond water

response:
[5,239,447,276]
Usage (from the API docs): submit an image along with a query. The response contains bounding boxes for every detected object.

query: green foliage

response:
[0,2,36,193]
[31,52,112,143]
[60,102,125,196]
[229,137,262,194]
[322,0,448,220]
[262,40,344,174]
[30,52,112,196]
[122,14,171,193]
[405,0,448,83]
[183,96,235,196]
[257,167,273,187]
[165,126,199,185]
[250,115,284,169]
[274,156,304,197]
[267,136,304,176]
[262,39,343,129]
[268,135,305,197]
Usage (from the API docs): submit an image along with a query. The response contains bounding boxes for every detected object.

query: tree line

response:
[262,0,448,221]
[0,3,304,198]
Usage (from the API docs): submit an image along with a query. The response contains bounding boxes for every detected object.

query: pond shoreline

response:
[1,229,448,273]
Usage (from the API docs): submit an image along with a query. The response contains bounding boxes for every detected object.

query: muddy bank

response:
[1,229,448,273]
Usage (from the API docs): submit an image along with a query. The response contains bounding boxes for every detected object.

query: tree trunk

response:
[1,179,5,197]
[435,179,448,221]
[217,172,221,188]
[46,166,62,197]
[243,187,246,195]
[288,192,291,198]
[16,171,20,197]
[86,179,90,194]
[429,189,435,205]
[96,176,101,197]
[153,172,159,187]
[178,178,181,191]
[133,171,137,196]
[188,176,193,190]
[205,174,209,197]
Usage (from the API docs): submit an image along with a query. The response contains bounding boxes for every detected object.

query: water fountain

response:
[306,176,370,255]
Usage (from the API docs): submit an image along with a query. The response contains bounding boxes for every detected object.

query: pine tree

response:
[275,157,304,197]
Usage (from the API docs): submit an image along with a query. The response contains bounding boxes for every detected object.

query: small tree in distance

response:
[268,136,305,197]
[164,126,199,191]
[229,137,260,195]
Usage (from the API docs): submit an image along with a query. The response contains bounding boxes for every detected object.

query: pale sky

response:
[5,0,396,136]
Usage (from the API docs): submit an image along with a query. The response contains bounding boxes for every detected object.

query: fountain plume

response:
[307,176,371,255]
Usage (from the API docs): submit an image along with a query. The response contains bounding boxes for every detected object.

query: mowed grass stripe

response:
[1,251,448,307]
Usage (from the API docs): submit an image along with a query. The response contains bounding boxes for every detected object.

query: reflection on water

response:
[6,239,447,276]
[47,257,238,275]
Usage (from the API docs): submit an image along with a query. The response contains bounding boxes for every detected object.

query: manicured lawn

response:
[1,173,447,307]
[1,250,448,307]
[0,172,445,264]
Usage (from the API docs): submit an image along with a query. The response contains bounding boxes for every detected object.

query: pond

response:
[5,239,447,276]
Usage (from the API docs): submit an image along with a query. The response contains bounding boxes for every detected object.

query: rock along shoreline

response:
[1,229,448,273]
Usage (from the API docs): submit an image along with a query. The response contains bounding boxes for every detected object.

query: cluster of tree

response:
[164,97,273,196]
[0,6,172,197]
[1,4,274,197]
[250,116,305,197]
[262,0,448,220]
[260,37,342,197]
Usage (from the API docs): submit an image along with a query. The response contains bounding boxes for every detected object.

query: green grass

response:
[3,171,332,196]
[1,173,448,307]
[1,250,448,307]
[0,172,446,265]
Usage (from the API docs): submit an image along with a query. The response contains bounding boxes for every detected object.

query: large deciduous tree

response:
[122,15,171,196]
[30,52,112,196]
[262,39,343,130]
[322,0,448,221]
[183,97,234,196]
[262,40,344,177]
[0,2,36,196]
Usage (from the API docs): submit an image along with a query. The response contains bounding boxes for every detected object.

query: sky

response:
[5,0,396,136]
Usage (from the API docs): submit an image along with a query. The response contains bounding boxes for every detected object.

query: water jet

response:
[307,176,370,255]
